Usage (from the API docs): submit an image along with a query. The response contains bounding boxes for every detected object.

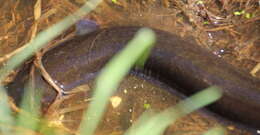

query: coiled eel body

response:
[8,26,260,129]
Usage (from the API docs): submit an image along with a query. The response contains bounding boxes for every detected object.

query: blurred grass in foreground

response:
[0,0,224,135]
[79,28,156,135]
[0,27,224,135]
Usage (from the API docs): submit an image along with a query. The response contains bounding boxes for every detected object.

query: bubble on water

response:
[60,84,64,89]
[213,49,225,57]
[208,32,213,39]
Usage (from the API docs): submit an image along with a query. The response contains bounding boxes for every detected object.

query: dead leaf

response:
[110,96,122,108]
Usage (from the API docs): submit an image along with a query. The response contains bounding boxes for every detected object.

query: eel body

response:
[9,26,260,128]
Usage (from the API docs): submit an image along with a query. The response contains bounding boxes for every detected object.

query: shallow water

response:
[48,72,253,135]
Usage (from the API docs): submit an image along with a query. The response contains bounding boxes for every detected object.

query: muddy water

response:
[4,25,257,134]
[40,26,260,129]
[1,1,259,134]
[7,68,254,134]
[53,73,253,135]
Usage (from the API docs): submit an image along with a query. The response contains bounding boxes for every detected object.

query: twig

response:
[33,32,75,96]
[0,45,28,64]
[34,54,64,96]
[250,63,260,77]
[204,25,234,31]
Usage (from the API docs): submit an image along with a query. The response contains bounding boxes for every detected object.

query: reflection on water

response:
[213,49,226,58]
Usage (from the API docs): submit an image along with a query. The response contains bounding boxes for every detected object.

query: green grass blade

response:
[0,86,14,135]
[124,86,222,135]
[135,47,153,69]
[79,28,156,135]
[0,0,103,82]
[202,126,225,135]
[16,79,42,131]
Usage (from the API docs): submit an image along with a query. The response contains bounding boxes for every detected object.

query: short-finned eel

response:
[11,26,260,128]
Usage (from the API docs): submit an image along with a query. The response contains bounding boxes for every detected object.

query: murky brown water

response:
[47,73,253,135]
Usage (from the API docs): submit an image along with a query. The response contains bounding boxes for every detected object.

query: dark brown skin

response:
[9,26,260,128]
